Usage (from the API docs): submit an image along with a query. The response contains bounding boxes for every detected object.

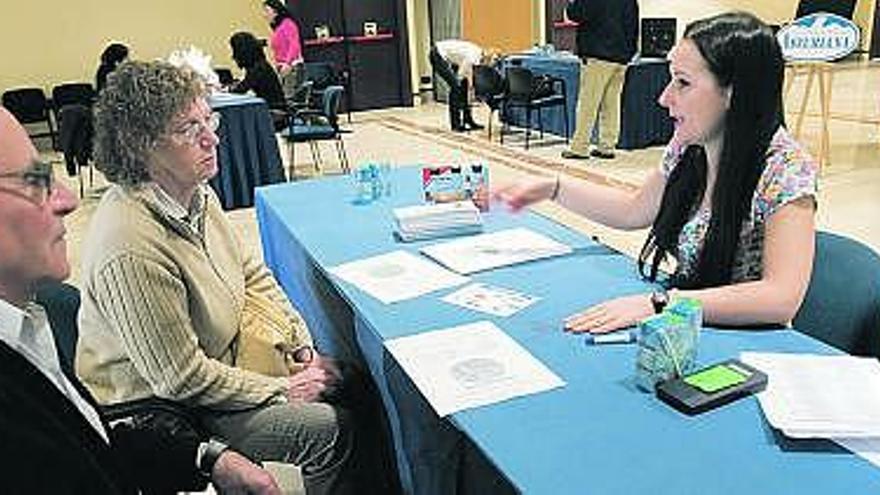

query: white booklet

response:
[329,250,468,304]
[741,352,880,471]
[420,227,572,274]
[741,352,880,439]
[385,321,565,416]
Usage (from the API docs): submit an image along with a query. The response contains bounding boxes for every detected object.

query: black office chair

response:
[793,231,880,358]
[52,83,96,109]
[303,62,351,123]
[2,87,56,149]
[502,67,569,149]
[473,64,508,142]
[281,85,350,179]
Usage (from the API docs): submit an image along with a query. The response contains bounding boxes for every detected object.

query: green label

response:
[683,364,748,393]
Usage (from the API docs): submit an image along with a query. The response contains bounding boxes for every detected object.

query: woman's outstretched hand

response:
[492,176,557,211]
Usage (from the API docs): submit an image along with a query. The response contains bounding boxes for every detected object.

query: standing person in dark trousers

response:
[561,0,638,160]
[430,39,485,132]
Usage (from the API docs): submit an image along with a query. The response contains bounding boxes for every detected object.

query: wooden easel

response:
[784,62,834,168]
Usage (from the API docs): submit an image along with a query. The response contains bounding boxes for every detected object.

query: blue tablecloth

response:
[255,168,880,494]
[503,54,673,150]
[208,93,285,210]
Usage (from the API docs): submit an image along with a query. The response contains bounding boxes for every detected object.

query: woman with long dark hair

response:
[262,0,304,101]
[495,11,818,333]
[229,31,286,111]
[95,43,129,92]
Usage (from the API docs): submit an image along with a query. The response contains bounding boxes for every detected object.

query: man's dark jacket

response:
[566,0,639,64]
[0,341,208,494]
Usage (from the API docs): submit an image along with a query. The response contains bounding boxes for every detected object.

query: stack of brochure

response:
[741,352,880,438]
[393,201,482,242]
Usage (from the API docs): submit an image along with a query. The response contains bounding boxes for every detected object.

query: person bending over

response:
[430,39,486,132]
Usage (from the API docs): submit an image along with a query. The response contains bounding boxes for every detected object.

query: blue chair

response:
[280,85,350,179]
[793,231,880,358]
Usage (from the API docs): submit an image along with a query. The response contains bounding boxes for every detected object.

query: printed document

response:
[385,321,565,416]
[420,227,572,274]
[329,250,468,304]
[442,283,539,317]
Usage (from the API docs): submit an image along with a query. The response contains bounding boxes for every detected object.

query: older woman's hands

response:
[563,293,654,334]
[212,451,281,495]
[492,176,557,211]
[286,352,342,403]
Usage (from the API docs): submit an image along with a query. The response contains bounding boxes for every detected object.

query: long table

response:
[209,93,285,210]
[502,54,673,150]
[255,167,880,494]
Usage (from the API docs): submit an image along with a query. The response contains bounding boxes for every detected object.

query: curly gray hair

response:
[93,60,206,186]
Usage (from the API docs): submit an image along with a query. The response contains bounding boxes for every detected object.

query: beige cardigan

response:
[76,184,311,410]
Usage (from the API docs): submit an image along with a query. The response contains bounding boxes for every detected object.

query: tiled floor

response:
[53,60,880,287]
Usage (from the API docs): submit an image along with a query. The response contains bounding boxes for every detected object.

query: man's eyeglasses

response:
[170,112,222,146]
[0,160,54,205]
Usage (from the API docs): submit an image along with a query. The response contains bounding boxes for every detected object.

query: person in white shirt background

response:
[430,39,486,132]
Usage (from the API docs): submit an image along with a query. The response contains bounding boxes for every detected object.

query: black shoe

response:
[561,149,590,160]
[465,121,484,131]
[451,125,467,132]
[590,148,616,159]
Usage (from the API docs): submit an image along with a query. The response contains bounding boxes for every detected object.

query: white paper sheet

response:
[329,250,468,304]
[442,283,539,317]
[835,437,880,469]
[385,321,565,417]
[420,227,572,274]
[741,352,880,438]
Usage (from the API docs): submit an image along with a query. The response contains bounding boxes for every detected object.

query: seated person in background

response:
[495,12,817,333]
[0,107,279,494]
[229,31,286,111]
[229,31,288,130]
[76,60,356,495]
[430,39,485,132]
[96,42,129,92]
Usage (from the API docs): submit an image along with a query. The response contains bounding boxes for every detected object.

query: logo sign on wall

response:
[777,12,860,62]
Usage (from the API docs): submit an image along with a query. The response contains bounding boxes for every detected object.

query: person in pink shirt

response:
[263,0,304,101]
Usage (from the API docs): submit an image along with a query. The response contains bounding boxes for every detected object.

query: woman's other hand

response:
[563,293,653,334]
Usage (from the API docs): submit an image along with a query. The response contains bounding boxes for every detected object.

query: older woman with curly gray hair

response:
[77,60,356,495]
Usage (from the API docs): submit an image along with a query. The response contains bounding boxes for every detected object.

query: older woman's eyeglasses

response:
[170,112,221,146]
[0,160,55,205]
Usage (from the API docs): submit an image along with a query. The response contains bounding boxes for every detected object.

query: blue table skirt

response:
[502,55,673,149]
[209,93,285,210]
[255,168,880,495]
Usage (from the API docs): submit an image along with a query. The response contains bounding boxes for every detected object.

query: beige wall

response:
[641,0,874,48]
[0,0,266,93]
[462,0,535,53]
[409,0,432,96]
